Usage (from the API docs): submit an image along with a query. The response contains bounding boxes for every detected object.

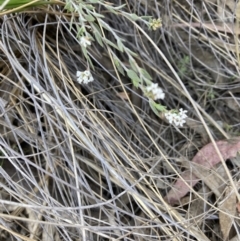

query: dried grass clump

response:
[0,0,240,241]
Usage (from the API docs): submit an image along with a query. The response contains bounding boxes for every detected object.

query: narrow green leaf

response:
[149,99,159,116]
[116,64,125,76]
[114,58,125,75]
[76,26,85,38]
[0,0,50,10]
[117,38,124,52]
[141,16,153,20]
[93,29,104,47]
[125,47,138,57]
[129,58,138,72]
[140,68,152,80]
[84,14,95,22]
[91,11,105,18]
[102,38,120,51]
[127,69,140,87]
[154,103,167,112]
[98,20,112,32]
[104,3,125,11]
[111,4,126,10]
[84,4,94,10]
[82,47,89,59]
[128,13,139,21]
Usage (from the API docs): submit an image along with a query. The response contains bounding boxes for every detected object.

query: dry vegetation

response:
[1,0,240,240]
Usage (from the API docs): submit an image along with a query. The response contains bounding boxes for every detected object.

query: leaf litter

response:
[164,138,240,205]
[219,184,237,241]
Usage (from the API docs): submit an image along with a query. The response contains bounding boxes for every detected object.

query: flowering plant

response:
[165,109,188,127]
[76,70,94,84]
[66,1,188,127]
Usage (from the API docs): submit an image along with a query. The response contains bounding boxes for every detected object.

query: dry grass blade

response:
[0,0,240,241]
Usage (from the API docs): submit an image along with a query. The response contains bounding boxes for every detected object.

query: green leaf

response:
[129,58,138,72]
[125,47,138,57]
[104,6,117,14]
[82,47,89,59]
[84,14,95,22]
[88,57,94,70]
[102,37,120,50]
[117,38,124,52]
[98,20,113,32]
[104,3,125,11]
[76,26,85,38]
[149,100,159,116]
[93,29,104,47]
[154,103,167,112]
[84,4,94,10]
[127,69,140,87]
[128,13,140,21]
[141,16,153,20]
[0,0,51,10]
[111,3,126,10]
[114,58,125,75]
[91,23,104,47]
[149,100,167,116]
[64,2,74,12]
[81,48,94,69]
[91,11,105,18]
[69,15,74,31]
[140,68,152,81]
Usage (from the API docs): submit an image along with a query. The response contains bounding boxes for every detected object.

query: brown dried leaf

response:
[192,139,240,167]
[164,170,199,205]
[219,185,237,241]
[185,161,228,198]
[164,138,240,205]
[185,197,206,225]
[196,163,228,197]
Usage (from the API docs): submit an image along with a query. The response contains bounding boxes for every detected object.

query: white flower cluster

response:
[165,108,188,127]
[76,70,94,84]
[146,83,165,100]
[80,36,91,48]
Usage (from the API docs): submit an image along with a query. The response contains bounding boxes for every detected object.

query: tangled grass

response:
[0,0,240,240]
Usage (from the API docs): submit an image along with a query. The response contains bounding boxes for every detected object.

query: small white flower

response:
[179,108,188,119]
[165,112,176,124]
[152,88,165,100]
[146,83,165,100]
[174,117,186,127]
[80,36,91,48]
[76,70,94,84]
[146,83,158,92]
[165,109,188,127]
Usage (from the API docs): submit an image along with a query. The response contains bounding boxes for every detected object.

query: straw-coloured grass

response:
[0,0,240,241]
